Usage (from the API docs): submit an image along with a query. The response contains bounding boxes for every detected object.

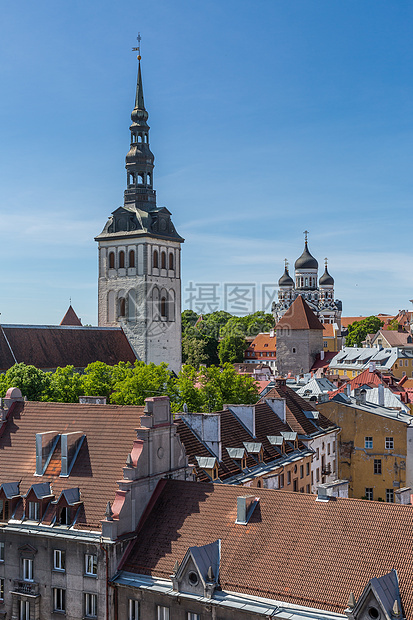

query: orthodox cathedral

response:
[95,53,183,374]
[272,233,342,328]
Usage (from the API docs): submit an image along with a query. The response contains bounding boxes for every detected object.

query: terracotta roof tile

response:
[276,296,324,331]
[123,480,413,616]
[0,401,145,530]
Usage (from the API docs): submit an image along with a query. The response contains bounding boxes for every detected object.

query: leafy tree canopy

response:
[346,316,384,347]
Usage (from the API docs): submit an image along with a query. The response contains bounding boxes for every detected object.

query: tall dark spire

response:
[124,42,156,211]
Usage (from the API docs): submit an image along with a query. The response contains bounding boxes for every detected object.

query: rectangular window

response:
[0,541,4,561]
[28,501,39,520]
[386,489,394,503]
[187,614,200,620]
[365,437,373,449]
[157,606,170,620]
[365,488,373,501]
[374,459,382,475]
[333,459,336,473]
[279,473,284,488]
[332,441,336,453]
[316,448,319,460]
[385,437,394,450]
[0,578,4,600]
[306,462,310,476]
[53,549,65,571]
[85,554,97,576]
[311,471,314,485]
[0,500,9,521]
[53,588,66,612]
[287,471,291,485]
[300,465,304,479]
[23,557,33,582]
[85,593,97,618]
[128,599,139,620]
[327,443,330,455]
[19,600,30,620]
[306,484,310,493]
[316,468,320,482]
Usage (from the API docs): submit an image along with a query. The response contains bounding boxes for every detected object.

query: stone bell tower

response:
[95,46,184,374]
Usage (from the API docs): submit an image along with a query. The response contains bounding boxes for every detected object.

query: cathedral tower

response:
[95,49,183,374]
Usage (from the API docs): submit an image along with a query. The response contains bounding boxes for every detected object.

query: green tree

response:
[218,317,247,364]
[45,366,83,403]
[81,361,114,398]
[110,361,176,405]
[0,363,51,401]
[182,333,209,368]
[387,318,399,331]
[346,316,384,347]
[199,363,259,411]
[172,365,206,413]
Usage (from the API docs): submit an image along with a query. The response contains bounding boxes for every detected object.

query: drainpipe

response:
[100,540,109,620]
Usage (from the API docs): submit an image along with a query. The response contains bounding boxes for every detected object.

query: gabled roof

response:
[261,383,337,436]
[122,479,413,616]
[0,324,136,371]
[276,296,324,331]
[0,400,145,530]
[372,329,413,347]
[248,332,276,351]
[60,305,82,326]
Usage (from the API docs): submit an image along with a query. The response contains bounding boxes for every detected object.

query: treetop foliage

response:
[346,316,384,347]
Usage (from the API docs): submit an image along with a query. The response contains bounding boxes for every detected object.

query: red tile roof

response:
[60,305,82,326]
[276,296,324,331]
[0,325,136,371]
[0,400,145,530]
[122,479,413,616]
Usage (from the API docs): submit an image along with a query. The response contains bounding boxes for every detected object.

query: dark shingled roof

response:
[122,479,413,617]
[0,325,136,371]
[276,295,324,331]
[0,400,145,530]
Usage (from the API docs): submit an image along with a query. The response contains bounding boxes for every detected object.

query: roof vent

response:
[236,495,259,525]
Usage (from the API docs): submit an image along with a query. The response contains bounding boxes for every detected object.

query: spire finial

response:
[132,32,142,61]
[284,258,289,271]
[324,257,328,269]
[303,230,309,244]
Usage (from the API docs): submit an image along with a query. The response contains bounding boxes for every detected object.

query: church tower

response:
[95,47,184,374]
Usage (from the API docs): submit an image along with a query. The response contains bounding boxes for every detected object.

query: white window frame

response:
[19,600,30,620]
[128,599,139,620]
[53,549,65,571]
[364,437,373,449]
[386,489,394,503]
[85,592,97,617]
[23,557,33,582]
[85,553,97,576]
[365,488,373,501]
[28,501,39,520]
[187,613,200,620]
[157,605,170,620]
[385,437,394,450]
[53,587,66,612]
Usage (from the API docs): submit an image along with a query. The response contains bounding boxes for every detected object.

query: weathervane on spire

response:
[303,230,309,243]
[324,257,328,268]
[284,258,289,271]
[132,32,142,60]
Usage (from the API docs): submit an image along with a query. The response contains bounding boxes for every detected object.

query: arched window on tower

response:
[160,296,167,319]
[138,173,144,185]
[138,133,143,143]
[119,251,125,269]
[144,134,148,143]
[147,173,151,186]
[129,249,135,268]
[119,298,126,318]
[129,173,135,186]
[161,251,166,270]
[109,252,115,269]
[153,250,159,269]
[169,252,174,270]
[132,134,136,143]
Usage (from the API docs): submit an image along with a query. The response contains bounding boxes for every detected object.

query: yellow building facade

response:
[319,397,413,501]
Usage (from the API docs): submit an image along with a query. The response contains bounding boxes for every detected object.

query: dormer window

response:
[59,506,70,526]
[0,500,9,522]
[28,501,39,521]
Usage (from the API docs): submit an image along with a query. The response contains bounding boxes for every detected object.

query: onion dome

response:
[319,261,334,286]
[295,241,318,270]
[278,267,294,287]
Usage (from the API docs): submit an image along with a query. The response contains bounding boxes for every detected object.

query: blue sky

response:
[0,1,412,325]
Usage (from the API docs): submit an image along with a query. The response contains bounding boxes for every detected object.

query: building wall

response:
[319,401,408,500]
[276,328,323,376]
[302,430,338,493]
[0,529,125,620]
[97,237,182,374]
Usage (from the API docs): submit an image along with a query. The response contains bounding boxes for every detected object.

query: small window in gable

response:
[0,500,9,522]
[59,506,70,526]
[109,252,115,269]
[28,501,39,521]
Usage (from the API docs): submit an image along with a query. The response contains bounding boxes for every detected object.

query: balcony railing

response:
[12,580,40,596]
